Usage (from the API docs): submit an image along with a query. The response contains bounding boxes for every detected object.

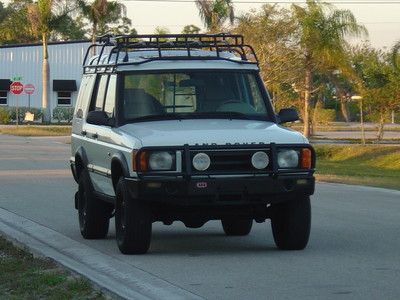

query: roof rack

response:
[82,33,258,74]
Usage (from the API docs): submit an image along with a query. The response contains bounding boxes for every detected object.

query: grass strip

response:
[0,126,71,136]
[314,144,400,190]
[0,235,107,299]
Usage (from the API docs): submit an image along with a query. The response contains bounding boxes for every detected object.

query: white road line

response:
[0,208,204,300]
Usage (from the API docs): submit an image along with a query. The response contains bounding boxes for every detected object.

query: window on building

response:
[53,79,77,107]
[57,91,72,106]
[0,91,7,105]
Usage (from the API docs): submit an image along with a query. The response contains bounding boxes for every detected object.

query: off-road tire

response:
[78,170,111,239]
[221,219,253,236]
[115,178,152,254]
[271,196,311,250]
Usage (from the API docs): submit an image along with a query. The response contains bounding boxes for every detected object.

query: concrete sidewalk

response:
[0,207,203,300]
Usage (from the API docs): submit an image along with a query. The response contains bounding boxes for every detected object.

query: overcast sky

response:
[3,0,400,49]
[121,0,400,50]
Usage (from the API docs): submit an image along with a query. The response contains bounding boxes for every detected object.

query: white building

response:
[0,40,90,117]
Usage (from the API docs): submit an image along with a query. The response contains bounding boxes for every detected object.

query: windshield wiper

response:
[127,111,252,123]
[190,111,251,120]
[128,114,182,122]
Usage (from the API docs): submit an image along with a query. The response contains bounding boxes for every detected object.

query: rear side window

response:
[104,75,116,117]
[75,75,95,119]
[94,75,109,111]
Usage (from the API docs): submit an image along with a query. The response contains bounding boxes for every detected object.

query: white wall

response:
[0,41,90,117]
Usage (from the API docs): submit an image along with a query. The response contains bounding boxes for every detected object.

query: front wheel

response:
[115,178,152,254]
[271,196,311,250]
[221,219,253,236]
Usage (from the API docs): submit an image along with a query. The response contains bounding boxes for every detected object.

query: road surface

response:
[0,134,399,299]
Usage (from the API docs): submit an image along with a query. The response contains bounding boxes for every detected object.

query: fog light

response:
[193,153,211,171]
[251,151,269,169]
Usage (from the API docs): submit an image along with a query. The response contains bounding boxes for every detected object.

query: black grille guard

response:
[134,143,316,179]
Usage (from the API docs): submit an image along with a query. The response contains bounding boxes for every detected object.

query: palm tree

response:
[77,0,127,48]
[195,0,234,33]
[291,0,366,137]
[392,41,400,71]
[27,0,69,123]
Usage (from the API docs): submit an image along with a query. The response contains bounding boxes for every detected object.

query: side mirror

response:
[86,110,113,126]
[277,108,299,124]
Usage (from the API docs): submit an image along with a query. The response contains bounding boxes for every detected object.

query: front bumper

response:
[125,174,315,206]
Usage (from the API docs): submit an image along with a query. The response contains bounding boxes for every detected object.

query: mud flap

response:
[74,191,79,210]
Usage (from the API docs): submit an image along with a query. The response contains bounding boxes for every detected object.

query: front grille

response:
[190,149,271,174]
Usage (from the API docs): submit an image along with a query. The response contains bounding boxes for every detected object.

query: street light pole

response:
[352,95,365,145]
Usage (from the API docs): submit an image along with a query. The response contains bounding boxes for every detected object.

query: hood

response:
[119,119,307,147]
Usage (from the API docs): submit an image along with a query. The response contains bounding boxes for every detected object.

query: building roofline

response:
[0,39,90,49]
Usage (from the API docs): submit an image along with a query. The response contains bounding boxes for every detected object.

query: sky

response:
[3,0,400,49]
[120,0,400,50]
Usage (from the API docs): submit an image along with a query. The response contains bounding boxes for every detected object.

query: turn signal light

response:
[132,150,149,171]
[132,150,138,171]
[300,148,312,169]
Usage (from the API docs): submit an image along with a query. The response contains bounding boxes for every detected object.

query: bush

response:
[6,107,43,123]
[313,108,336,125]
[52,107,74,123]
[0,107,10,124]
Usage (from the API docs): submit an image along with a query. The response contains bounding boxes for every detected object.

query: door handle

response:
[81,130,87,136]
[92,133,98,139]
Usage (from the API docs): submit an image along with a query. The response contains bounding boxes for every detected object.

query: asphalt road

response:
[1,134,400,299]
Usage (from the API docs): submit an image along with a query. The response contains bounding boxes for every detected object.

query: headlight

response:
[148,151,175,170]
[192,153,211,171]
[277,149,299,168]
[251,151,269,169]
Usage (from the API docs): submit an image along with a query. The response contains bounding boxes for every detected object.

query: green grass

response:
[0,235,107,299]
[0,126,71,136]
[314,144,400,190]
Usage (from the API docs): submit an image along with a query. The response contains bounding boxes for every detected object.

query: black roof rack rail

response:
[82,33,258,74]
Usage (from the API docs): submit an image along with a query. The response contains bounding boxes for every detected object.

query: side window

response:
[104,75,116,117]
[75,76,91,119]
[57,91,72,106]
[94,75,109,111]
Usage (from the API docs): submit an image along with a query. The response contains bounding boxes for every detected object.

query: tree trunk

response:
[303,67,312,138]
[91,23,97,55]
[376,112,385,141]
[339,97,350,122]
[41,32,50,123]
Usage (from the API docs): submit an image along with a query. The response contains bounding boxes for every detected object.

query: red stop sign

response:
[10,81,24,95]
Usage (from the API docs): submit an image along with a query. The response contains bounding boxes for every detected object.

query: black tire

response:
[78,170,111,239]
[221,218,253,236]
[115,178,152,254]
[271,196,311,250]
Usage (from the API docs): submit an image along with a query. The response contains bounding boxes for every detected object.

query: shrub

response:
[7,107,43,123]
[313,108,336,125]
[0,107,10,124]
[52,107,74,123]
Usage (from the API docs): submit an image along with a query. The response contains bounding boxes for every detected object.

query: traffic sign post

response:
[24,84,35,109]
[10,81,24,127]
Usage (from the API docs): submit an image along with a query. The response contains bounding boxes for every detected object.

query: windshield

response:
[121,71,272,123]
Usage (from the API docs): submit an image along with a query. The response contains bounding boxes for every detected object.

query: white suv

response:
[70,34,316,254]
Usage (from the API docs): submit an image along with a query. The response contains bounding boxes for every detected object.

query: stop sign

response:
[10,81,24,95]
[24,84,35,95]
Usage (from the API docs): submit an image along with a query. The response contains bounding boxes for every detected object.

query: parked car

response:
[70,34,316,254]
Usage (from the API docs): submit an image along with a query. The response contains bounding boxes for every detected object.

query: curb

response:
[0,208,203,300]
